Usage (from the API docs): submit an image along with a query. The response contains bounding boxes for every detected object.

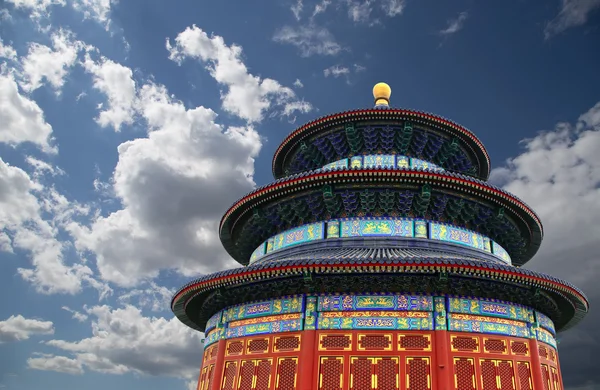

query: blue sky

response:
[0,0,599,389]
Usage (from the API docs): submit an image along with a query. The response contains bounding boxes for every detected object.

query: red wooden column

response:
[434,296,453,390]
[528,337,546,390]
[210,338,227,390]
[297,329,317,389]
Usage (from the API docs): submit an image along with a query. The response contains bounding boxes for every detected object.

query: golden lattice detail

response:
[358,334,392,351]
[541,364,551,390]
[453,358,476,390]
[247,338,269,354]
[407,357,430,390]
[319,334,352,351]
[510,341,529,356]
[517,361,533,390]
[451,336,479,352]
[274,336,301,352]
[276,357,297,390]
[480,359,497,390]
[539,345,548,359]
[497,360,515,390]
[399,335,431,351]
[222,361,238,390]
[483,338,507,354]
[319,357,343,390]
[226,340,244,356]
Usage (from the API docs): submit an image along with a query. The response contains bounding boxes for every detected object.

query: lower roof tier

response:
[171,251,588,334]
[220,167,542,266]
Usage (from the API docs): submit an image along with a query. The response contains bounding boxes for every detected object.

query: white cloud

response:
[380,0,405,17]
[117,282,174,312]
[273,24,344,57]
[293,78,304,88]
[28,353,84,375]
[439,11,468,36]
[489,101,600,388]
[353,63,366,72]
[72,0,116,28]
[66,81,261,286]
[26,156,65,178]
[0,73,57,153]
[544,0,600,39]
[0,315,54,343]
[4,0,66,21]
[323,64,350,78]
[311,0,331,19]
[167,25,312,123]
[19,29,86,93]
[83,54,137,131]
[61,306,89,322]
[0,39,17,62]
[42,305,204,378]
[291,0,303,20]
[347,0,373,23]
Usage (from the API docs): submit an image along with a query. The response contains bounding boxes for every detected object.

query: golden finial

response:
[373,82,391,107]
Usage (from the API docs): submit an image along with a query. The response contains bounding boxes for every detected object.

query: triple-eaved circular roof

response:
[272,108,491,180]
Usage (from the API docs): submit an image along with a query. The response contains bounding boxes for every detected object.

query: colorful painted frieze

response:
[222,296,304,322]
[536,327,557,348]
[270,222,324,252]
[326,221,340,238]
[396,155,410,169]
[492,241,511,264]
[304,296,317,330]
[323,159,349,170]
[448,297,533,322]
[266,237,274,253]
[318,294,433,312]
[317,311,433,330]
[205,311,222,332]
[229,313,302,328]
[434,296,447,331]
[448,313,530,338]
[414,220,428,238]
[350,156,363,169]
[225,318,303,338]
[204,328,224,346]
[364,154,395,169]
[429,222,486,251]
[249,242,266,264]
[340,219,413,238]
[535,311,556,335]
[483,237,491,252]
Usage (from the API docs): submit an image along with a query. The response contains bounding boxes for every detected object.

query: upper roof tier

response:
[273,84,491,181]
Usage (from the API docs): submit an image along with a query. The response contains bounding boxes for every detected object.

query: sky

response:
[0,0,599,389]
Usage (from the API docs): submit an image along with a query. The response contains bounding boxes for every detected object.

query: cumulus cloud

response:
[439,11,468,36]
[490,101,600,388]
[83,54,137,131]
[0,315,54,343]
[66,80,261,286]
[0,73,56,153]
[273,24,344,57]
[72,0,116,28]
[167,25,312,123]
[544,0,600,39]
[4,0,66,22]
[61,306,89,322]
[41,305,204,378]
[28,354,84,375]
[117,282,174,312]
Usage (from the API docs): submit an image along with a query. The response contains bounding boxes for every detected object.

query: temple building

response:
[172,83,588,390]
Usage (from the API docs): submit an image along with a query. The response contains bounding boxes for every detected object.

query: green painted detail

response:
[412,184,431,217]
[436,138,459,166]
[345,122,363,153]
[323,185,342,216]
[359,190,377,215]
[395,121,413,154]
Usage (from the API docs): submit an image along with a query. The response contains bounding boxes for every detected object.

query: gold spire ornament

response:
[373,82,391,107]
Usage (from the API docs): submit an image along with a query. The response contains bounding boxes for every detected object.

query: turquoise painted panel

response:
[205,311,222,332]
[535,311,556,335]
[326,220,340,238]
[536,327,557,348]
[323,159,349,170]
[266,237,274,253]
[340,219,414,238]
[483,237,492,252]
[350,156,363,168]
[204,328,224,346]
[222,296,305,322]
[249,242,266,264]
[434,297,447,331]
[410,158,441,171]
[225,319,303,338]
[270,222,324,252]
[317,313,434,330]
[448,297,534,322]
[429,222,486,251]
[492,241,511,264]
[364,154,395,168]
[414,220,428,238]
[318,294,433,311]
[304,296,317,330]
[396,155,410,169]
[448,314,530,338]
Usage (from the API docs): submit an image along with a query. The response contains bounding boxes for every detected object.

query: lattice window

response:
[548,348,556,363]
[276,357,298,390]
[454,358,476,390]
[378,358,399,390]
[238,360,256,390]
[358,334,392,351]
[541,364,551,390]
[539,345,548,359]
[226,340,244,356]
[319,357,343,390]
[205,364,215,390]
[349,357,399,390]
[497,361,515,390]
[510,341,529,356]
[551,366,562,390]
[274,336,301,352]
[198,366,208,390]
[256,359,272,389]
[451,336,479,352]
[247,338,269,354]
[203,349,210,363]
[350,357,372,390]
[319,335,352,351]
[221,361,238,390]
[480,359,498,390]
[210,345,219,359]
[484,339,507,354]
[517,362,532,390]
[399,335,431,351]
[407,357,431,390]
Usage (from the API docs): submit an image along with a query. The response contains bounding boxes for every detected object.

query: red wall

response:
[197,330,562,390]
